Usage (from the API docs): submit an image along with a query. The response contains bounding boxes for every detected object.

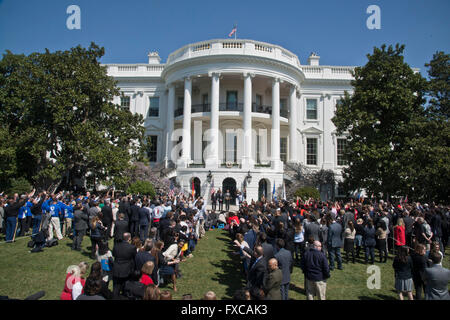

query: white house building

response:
[105,39,355,202]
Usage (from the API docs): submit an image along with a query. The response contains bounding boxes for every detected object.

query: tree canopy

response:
[0,43,146,192]
[332,44,449,202]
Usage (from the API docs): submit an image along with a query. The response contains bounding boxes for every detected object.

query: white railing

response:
[165,39,301,68]
[222,42,242,49]
[118,65,137,72]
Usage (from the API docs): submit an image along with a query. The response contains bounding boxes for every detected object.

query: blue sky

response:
[0,0,449,77]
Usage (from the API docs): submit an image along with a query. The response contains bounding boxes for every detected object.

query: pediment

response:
[300,126,323,134]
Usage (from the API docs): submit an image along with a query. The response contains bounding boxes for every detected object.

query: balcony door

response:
[226,91,238,110]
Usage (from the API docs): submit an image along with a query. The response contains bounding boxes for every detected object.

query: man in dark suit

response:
[274,238,293,300]
[114,213,129,242]
[138,202,151,242]
[402,210,415,248]
[112,232,137,299]
[422,251,450,300]
[217,190,223,211]
[118,197,131,222]
[327,218,343,270]
[101,200,113,239]
[244,245,267,290]
[129,200,140,238]
[211,192,217,211]
[72,203,89,251]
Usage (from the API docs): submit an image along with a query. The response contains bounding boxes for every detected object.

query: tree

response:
[332,44,427,199]
[407,52,450,202]
[0,43,146,191]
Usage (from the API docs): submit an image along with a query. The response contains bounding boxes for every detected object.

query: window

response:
[120,96,130,110]
[280,137,287,163]
[280,98,288,118]
[202,94,208,106]
[280,98,287,111]
[337,138,347,166]
[306,138,317,165]
[256,94,262,107]
[148,97,159,117]
[225,131,237,163]
[147,135,158,162]
[226,91,238,110]
[256,134,261,164]
[177,97,184,109]
[306,99,318,120]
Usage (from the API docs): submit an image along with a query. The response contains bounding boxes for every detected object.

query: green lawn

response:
[0,229,448,300]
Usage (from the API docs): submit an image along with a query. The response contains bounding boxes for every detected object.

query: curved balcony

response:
[175,102,289,118]
[165,39,301,69]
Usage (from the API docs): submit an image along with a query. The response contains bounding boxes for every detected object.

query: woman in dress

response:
[392,246,414,300]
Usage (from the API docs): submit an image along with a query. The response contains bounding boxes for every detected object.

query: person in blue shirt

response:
[61,200,74,237]
[17,204,28,237]
[24,201,33,235]
[47,198,63,241]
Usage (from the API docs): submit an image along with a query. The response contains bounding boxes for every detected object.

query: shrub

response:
[126,180,155,198]
[294,186,320,200]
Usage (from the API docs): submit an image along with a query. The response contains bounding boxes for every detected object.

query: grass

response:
[0,229,448,300]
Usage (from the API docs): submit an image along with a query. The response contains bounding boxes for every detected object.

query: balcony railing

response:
[219,102,243,112]
[252,103,272,115]
[192,103,210,113]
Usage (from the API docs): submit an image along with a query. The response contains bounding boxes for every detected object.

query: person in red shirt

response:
[139,261,155,285]
[394,218,406,254]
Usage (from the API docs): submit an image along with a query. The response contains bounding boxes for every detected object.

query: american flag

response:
[168,180,175,197]
[228,25,237,38]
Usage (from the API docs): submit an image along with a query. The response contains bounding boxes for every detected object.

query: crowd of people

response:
[227,196,449,300]
[0,187,449,300]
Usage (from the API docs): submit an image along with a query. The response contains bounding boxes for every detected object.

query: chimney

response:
[148,52,161,64]
[308,52,320,66]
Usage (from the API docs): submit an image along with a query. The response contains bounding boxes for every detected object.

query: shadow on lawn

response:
[210,234,247,299]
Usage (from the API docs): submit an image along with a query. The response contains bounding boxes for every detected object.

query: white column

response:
[178,77,192,168]
[242,72,254,169]
[193,120,203,163]
[322,93,334,169]
[206,72,220,168]
[165,84,175,166]
[271,78,283,171]
[288,84,298,163]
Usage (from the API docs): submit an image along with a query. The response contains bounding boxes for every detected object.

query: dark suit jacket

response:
[263,268,282,300]
[112,240,136,278]
[274,248,293,285]
[328,222,343,248]
[101,205,113,226]
[114,220,129,241]
[135,251,158,284]
[118,201,131,221]
[138,207,150,226]
[130,205,140,222]
[72,210,89,231]
[247,256,267,289]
